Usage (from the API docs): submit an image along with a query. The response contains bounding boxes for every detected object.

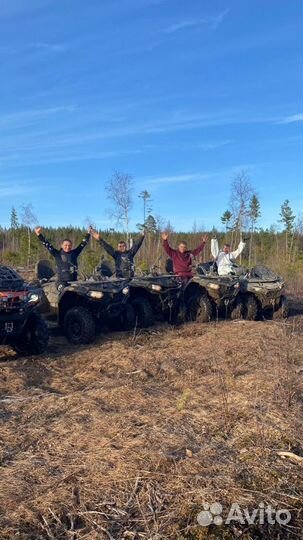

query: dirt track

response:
[0,307,303,539]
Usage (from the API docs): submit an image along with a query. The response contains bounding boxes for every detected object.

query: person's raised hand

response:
[202,235,208,243]
[162,232,169,241]
[34,226,42,236]
[91,229,100,241]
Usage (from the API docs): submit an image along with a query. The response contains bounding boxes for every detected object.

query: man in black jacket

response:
[35,226,91,290]
[91,229,145,278]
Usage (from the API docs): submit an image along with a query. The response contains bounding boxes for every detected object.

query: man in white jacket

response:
[211,238,246,276]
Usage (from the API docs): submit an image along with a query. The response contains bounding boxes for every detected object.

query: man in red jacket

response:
[162,232,208,279]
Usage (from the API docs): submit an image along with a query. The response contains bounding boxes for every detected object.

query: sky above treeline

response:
[0,0,302,232]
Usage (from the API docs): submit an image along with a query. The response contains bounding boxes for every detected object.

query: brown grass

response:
[0,307,303,539]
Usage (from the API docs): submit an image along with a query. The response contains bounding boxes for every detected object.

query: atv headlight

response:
[209,283,219,290]
[28,293,39,304]
[253,287,263,292]
[88,291,104,299]
[122,287,129,295]
[151,284,162,291]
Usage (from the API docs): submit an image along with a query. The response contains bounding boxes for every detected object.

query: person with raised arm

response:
[162,232,208,280]
[91,229,145,278]
[35,226,92,290]
[211,237,246,276]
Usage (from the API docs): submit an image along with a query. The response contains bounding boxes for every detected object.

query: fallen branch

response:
[277,451,303,464]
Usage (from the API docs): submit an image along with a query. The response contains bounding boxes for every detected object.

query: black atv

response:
[0,265,49,355]
[128,263,185,327]
[37,260,133,344]
[185,262,241,322]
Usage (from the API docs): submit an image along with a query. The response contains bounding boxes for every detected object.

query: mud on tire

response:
[187,293,213,323]
[131,296,154,328]
[64,306,96,344]
[12,313,49,355]
[273,295,289,319]
[244,294,259,321]
[230,297,245,320]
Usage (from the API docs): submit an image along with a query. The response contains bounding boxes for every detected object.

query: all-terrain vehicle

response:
[184,262,288,322]
[36,260,133,344]
[238,265,288,320]
[184,262,242,322]
[128,272,185,327]
[94,258,186,327]
[0,265,49,355]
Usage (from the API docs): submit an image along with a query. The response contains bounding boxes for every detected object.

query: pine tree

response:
[248,194,261,265]
[10,207,19,229]
[279,199,295,256]
[145,214,157,233]
[138,190,152,225]
[279,200,295,233]
[10,207,19,252]
[221,210,232,232]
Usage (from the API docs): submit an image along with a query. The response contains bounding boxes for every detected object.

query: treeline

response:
[1,170,302,290]
[0,222,302,279]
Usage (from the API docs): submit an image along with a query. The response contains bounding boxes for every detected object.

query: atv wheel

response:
[186,295,199,321]
[187,294,213,323]
[131,296,154,328]
[167,300,186,325]
[109,304,136,331]
[197,295,213,322]
[64,306,95,344]
[273,295,289,319]
[244,295,258,321]
[12,313,49,355]
[230,297,245,320]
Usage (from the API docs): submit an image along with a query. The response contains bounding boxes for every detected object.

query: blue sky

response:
[0,0,302,231]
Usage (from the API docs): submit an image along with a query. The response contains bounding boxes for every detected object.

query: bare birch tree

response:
[21,204,38,265]
[230,170,253,244]
[105,171,133,245]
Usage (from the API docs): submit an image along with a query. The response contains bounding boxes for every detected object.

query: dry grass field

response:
[0,299,302,540]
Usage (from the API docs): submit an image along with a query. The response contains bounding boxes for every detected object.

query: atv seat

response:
[249,266,279,280]
[36,260,55,282]
[95,258,113,278]
[196,261,218,276]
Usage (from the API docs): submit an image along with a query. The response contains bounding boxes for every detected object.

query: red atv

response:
[0,265,49,355]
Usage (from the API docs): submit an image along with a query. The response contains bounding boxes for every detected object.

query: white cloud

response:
[0,148,143,167]
[164,9,229,34]
[0,183,31,197]
[0,105,75,129]
[277,113,303,124]
[143,164,255,186]
[198,140,232,150]
[147,173,212,185]
[30,42,67,53]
